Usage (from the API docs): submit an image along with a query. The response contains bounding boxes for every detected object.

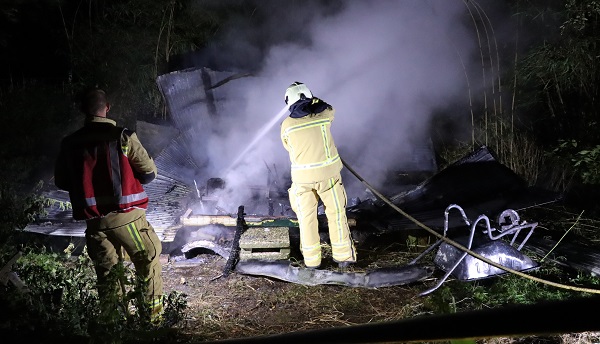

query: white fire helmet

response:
[284,82,313,105]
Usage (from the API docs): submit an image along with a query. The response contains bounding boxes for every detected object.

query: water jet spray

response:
[224,105,289,173]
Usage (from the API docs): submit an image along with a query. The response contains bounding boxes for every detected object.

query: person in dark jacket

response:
[54,88,163,325]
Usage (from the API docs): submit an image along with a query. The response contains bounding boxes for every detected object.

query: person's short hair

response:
[80,89,107,116]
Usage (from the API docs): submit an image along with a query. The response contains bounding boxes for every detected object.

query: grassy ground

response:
[158,203,600,343]
[6,202,600,343]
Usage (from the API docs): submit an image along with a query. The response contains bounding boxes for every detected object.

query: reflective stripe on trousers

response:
[289,174,356,267]
[86,214,164,321]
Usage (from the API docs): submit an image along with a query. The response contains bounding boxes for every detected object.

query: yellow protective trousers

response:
[86,214,164,323]
[289,174,357,268]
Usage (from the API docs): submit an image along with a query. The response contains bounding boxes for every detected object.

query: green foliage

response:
[551,139,600,184]
[514,0,600,146]
[163,290,188,327]
[561,0,600,35]
[2,0,232,124]
[425,283,459,314]
[0,181,47,232]
[1,246,188,341]
[0,181,48,262]
[425,260,599,317]
[1,248,99,338]
[61,0,227,121]
[456,0,600,190]
[484,274,569,307]
[44,197,72,212]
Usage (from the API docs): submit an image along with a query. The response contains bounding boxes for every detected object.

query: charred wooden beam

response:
[180,208,357,228]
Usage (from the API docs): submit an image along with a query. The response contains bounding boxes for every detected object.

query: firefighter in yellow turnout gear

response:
[281,82,357,268]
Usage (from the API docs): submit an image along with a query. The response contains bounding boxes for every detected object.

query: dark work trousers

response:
[86,213,164,323]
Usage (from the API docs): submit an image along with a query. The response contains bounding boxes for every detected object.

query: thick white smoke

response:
[186,0,494,212]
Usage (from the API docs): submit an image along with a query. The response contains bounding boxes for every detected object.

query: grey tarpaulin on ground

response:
[234,259,433,288]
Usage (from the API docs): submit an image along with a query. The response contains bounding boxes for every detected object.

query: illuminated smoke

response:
[177,0,509,212]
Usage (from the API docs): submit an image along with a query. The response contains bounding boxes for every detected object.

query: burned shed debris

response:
[24,67,600,291]
[347,146,556,231]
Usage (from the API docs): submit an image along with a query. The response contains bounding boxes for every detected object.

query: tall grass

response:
[439,0,584,192]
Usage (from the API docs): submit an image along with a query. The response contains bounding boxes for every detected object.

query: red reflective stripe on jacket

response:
[64,124,148,220]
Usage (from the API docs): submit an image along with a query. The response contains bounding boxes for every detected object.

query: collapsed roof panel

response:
[135,120,180,158]
[152,131,203,184]
[156,67,247,131]
[348,146,562,232]
[157,68,214,131]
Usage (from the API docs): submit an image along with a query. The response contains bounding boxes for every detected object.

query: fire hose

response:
[340,157,600,295]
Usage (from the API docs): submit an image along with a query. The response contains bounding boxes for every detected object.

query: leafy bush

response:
[425,260,600,316]
[1,246,189,342]
[551,139,600,185]
[0,181,47,233]
[2,249,99,338]
[0,181,187,341]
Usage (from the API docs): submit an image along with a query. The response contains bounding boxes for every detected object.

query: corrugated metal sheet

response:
[27,174,191,242]
[153,132,202,183]
[156,67,240,131]
[154,66,249,182]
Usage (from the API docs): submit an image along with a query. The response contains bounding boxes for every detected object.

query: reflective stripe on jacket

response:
[281,106,343,183]
[55,117,153,220]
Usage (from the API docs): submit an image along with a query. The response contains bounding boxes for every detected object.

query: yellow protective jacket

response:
[280,100,343,183]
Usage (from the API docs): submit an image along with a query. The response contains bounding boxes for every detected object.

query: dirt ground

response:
[160,250,427,343]
[155,213,600,344]
[159,252,600,344]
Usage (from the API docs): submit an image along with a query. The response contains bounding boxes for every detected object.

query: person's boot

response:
[338,261,353,272]
[305,262,321,270]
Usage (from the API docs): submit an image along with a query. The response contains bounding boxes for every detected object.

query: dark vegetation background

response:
[1,0,600,343]
[2,0,600,209]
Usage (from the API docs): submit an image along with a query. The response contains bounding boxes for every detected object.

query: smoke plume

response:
[177,0,509,212]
